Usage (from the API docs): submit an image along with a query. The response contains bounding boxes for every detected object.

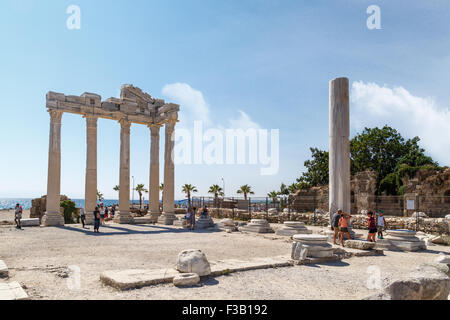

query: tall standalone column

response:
[149,124,161,223]
[158,120,177,225]
[329,77,354,237]
[84,115,98,225]
[114,119,134,224]
[42,110,65,226]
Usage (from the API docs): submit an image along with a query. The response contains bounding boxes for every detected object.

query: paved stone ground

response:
[0,220,449,300]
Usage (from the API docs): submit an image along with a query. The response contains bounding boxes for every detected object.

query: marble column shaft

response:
[115,119,133,224]
[42,110,64,226]
[159,120,176,224]
[149,125,161,221]
[84,115,98,225]
[329,77,351,216]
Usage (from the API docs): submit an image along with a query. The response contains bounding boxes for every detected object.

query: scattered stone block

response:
[435,254,450,265]
[217,219,237,232]
[0,282,29,300]
[430,235,446,245]
[385,265,450,300]
[100,268,180,290]
[133,217,152,225]
[344,240,376,250]
[267,208,278,216]
[276,221,312,237]
[20,218,40,227]
[173,273,200,287]
[239,219,274,234]
[375,230,426,252]
[176,249,211,276]
[0,260,8,278]
[292,234,334,259]
[195,216,215,229]
[173,217,189,228]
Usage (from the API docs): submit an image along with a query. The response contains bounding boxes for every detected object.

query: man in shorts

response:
[331,209,342,245]
[14,203,23,230]
[377,210,387,239]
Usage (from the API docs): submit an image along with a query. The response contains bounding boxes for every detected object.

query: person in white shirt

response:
[377,211,387,239]
[14,203,23,230]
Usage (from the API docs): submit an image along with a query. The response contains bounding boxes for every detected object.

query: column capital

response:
[84,115,98,128]
[119,118,132,130]
[149,123,162,135]
[48,109,63,123]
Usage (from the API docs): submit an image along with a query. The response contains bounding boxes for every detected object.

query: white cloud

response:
[351,81,450,165]
[162,83,262,130]
[228,110,261,130]
[162,82,211,125]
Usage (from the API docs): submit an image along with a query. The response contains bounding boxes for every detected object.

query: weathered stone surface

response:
[217,219,237,231]
[0,282,28,300]
[100,268,180,290]
[268,208,278,216]
[0,260,8,278]
[276,221,312,236]
[176,249,211,276]
[195,215,215,229]
[385,265,450,300]
[430,235,446,245]
[173,273,200,287]
[133,217,152,225]
[344,240,376,250]
[173,217,189,228]
[445,214,450,220]
[292,234,334,258]
[412,212,428,218]
[435,254,450,265]
[376,229,427,252]
[239,219,274,234]
[20,218,40,227]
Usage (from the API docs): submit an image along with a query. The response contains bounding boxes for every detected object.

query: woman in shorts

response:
[366,211,377,242]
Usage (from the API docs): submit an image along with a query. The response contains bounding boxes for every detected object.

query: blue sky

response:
[0,0,449,200]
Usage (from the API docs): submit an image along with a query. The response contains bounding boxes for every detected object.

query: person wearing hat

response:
[377,210,387,239]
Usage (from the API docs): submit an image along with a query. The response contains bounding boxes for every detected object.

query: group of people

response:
[331,209,387,247]
[185,206,209,230]
[79,203,117,233]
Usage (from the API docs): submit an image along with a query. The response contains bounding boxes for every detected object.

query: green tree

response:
[267,191,279,205]
[296,148,329,187]
[61,200,77,224]
[208,184,224,207]
[97,190,104,202]
[113,185,120,198]
[182,184,198,208]
[135,184,148,208]
[237,185,254,200]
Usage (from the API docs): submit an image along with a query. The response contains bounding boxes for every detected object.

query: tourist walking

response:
[331,209,342,245]
[99,204,105,225]
[189,207,196,230]
[93,206,101,233]
[377,210,387,239]
[80,206,86,228]
[366,211,377,242]
[338,212,352,247]
[14,203,23,230]
[201,206,209,217]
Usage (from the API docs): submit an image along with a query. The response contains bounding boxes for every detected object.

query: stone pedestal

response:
[114,211,134,224]
[292,234,334,259]
[217,219,238,232]
[276,221,312,236]
[174,217,189,228]
[133,216,152,224]
[157,213,177,225]
[239,219,274,233]
[375,230,426,252]
[195,215,215,229]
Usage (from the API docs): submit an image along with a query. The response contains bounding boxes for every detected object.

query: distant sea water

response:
[0,198,188,210]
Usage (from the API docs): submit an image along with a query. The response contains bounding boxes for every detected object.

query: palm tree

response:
[113,185,120,198]
[182,184,198,209]
[97,190,104,203]
[288,183,300,195]
[135,184,148,209]
[237,184,254,200]
[208,184,224,207]
[279,183,289,196]
[267,191,279,205]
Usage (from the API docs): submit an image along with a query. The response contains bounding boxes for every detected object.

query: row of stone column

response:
[42,110,176,226]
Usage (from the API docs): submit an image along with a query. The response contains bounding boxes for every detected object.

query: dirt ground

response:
[0,217,449,300]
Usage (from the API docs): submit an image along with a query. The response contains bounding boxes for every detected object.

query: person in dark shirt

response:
[93,206,100,233]
[331,209,342,245]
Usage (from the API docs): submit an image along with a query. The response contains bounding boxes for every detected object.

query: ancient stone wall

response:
[30,195,70,222]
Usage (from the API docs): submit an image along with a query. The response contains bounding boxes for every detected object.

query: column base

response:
[84,213,94,226]
[41,211,64,227]
[113,211,134,224]
[149,212,161,223]
[157,212,177,225]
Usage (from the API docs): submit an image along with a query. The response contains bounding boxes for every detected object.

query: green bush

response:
[60,200,77,224]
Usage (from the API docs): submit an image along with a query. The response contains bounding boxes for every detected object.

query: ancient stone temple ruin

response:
[42,85,179,226]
